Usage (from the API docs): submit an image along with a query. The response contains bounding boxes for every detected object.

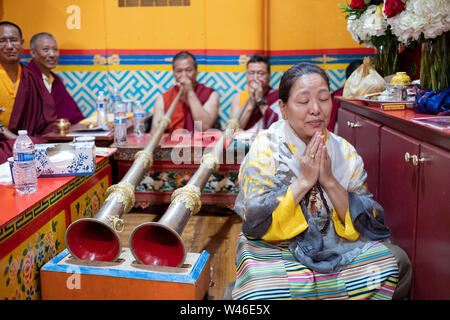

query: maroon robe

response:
[245,87,279,130]
[162,83,216,133]
[27,61,85,124]
[328,87,344,132]
[0,64,57,164]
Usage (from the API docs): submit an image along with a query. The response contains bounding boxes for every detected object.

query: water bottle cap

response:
[18,130,27,135]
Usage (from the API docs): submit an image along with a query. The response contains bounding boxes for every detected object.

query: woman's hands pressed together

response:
[290,131,349,222]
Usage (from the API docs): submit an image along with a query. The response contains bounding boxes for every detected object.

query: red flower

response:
[384,0,405,18]
[350,0,366,9]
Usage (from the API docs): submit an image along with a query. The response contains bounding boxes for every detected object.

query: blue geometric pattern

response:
[57,69,346,128]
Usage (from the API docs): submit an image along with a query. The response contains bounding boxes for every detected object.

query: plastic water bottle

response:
[113,101,127,145]
[133,100,146,136]
[111,86,121,112]
[13,130,37,195]
[96,91,108,129]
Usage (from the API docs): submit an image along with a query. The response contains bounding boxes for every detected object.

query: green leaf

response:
[55,239,61,251]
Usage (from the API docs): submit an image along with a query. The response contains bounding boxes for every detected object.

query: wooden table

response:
[0,156,113,300]
[42,123,115,147]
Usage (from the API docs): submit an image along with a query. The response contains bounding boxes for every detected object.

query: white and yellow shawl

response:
[234,119,391,273]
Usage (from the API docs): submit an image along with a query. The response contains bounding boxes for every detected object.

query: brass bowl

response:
[54,118,71,135]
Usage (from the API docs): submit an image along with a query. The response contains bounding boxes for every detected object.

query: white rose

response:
[387,0,450,42]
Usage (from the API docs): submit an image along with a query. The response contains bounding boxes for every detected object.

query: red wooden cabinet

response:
[414,142,450,299]
[336,108,356,145]
[337,100,450,300]
[379,128,450,299]
[379,127,420,267]
[337,108,381,200]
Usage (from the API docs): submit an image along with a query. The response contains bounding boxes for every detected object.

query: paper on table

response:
[95,147,117,157]
[0,161,12,183]
[66,131,112,137]
[48,150,75,167]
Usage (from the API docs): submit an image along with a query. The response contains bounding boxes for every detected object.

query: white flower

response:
[363,5,387,37]
[347,4,387,48]
[386,0,450,44]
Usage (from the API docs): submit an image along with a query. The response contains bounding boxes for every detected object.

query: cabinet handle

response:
[346,121,362,128]
[412,155,426,166]
[404,152,411,163]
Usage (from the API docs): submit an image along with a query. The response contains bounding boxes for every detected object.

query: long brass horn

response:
[129,97,250,267]
[65,88,184,261]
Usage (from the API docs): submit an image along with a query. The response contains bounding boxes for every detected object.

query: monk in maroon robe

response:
[27,60,84,124]
[28,32,84,124]
[238,87,279,130]
[0,22,57,164]
[161,83,216,133]
[0,63,57,163]
[231,54,281,131]
[150,51,219,135]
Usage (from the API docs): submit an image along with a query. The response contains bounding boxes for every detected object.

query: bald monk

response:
[27,32,84,124]
[0,21,56,164]
[150,51,219,135]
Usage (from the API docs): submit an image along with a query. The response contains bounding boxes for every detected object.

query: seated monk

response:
[231,63,412,300]
[0,21,56,164]
[230,54,280,131]
[27,32,85,125]
[150,51,219,135]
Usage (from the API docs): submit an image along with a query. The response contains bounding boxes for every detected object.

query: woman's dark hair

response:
[172,51,197,70]
[0,21,23,40]
[278,63,330,103]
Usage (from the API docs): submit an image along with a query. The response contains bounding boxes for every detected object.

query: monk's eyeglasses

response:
[0,37,21,46]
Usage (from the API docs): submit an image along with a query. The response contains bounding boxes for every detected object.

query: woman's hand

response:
[299,131,324,188]
[318,144,335,188]
[291,131,324,203]
[318,142,349,222]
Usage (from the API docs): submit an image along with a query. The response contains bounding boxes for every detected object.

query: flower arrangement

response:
[341,0,450,93]
[384,0,450,44]
[341,0,386,47]
[382,0,450,92]
[340,0,399,77]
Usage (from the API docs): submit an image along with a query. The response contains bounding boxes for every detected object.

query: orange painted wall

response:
[0,0,362,51]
